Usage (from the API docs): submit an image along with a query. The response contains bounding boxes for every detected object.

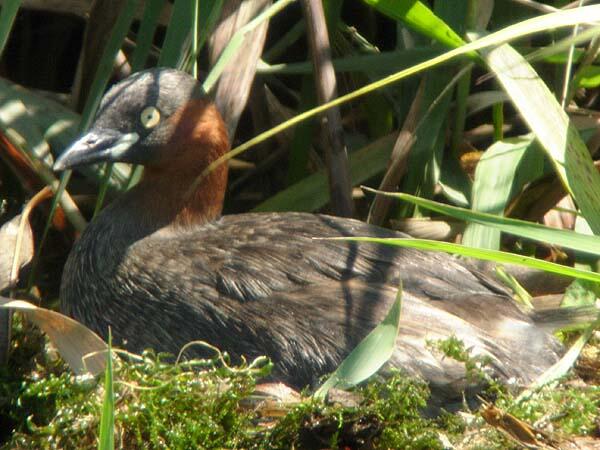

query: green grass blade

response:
[523,320,598,395]
[314,282,403,400]
[130,0,166,71]
[363,188,600,256]
[98,331,114,450]
[158,0,192,68]
[330,236,600,283]
[0,0,21,57]
[362,0,465,49]
[197,0,224,53]
[191,0,198,77]
[213,6,600,177]
[80,0,140,131]
[481,42,600,234]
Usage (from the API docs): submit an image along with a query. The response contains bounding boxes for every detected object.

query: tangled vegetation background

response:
[1,0,600,448]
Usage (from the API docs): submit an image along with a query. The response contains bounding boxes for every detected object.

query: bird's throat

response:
[110,164,227,238]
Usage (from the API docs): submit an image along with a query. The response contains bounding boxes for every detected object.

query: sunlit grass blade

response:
[362,0,465,49]
[520,319,599,399]
[205,5,600,179]
[481,42,600,234]
[363,188,600,256]
[328,237,600,283]
[314,282,402,400]
[98,330,114,450]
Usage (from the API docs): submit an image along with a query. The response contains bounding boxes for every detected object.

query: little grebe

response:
[55,68,563,400]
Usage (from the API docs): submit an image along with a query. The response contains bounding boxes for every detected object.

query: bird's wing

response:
[117,213,560,394]
[130,212,510,304]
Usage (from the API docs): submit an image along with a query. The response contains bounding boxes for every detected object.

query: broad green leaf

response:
[481,42,600,234]
[98,331,114,450]
[363,189,600,256]
[463,135,543,249]
[438,155,471,207]
[331,237,600,283]
[314,283,403,400]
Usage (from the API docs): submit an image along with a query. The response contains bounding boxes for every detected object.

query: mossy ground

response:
[1,317,599,449]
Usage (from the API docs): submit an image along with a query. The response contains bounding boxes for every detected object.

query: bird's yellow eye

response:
[140,106,160,129]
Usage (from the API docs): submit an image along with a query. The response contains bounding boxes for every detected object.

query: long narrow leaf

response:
[482,42,600,234]
[98,331,114,450]
[158,0,192,68]
[0,0,20,57]
[130,0,167,71]
[328,237,600,283]
[364,188,600,256]
[314,283,403,400]
[463,135,543,249]
[362,0,465,49]
[80,0,140,131]
[208,5,600,178]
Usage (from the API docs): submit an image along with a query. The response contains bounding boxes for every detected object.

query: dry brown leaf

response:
[0,296,106,375]
[0,214,34,291]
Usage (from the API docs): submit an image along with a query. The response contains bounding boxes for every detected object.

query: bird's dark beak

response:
[53,129,140,171]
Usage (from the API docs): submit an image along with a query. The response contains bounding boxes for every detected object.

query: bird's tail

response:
[532,305,600,332]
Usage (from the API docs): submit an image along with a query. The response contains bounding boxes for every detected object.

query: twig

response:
[301,0,353,217]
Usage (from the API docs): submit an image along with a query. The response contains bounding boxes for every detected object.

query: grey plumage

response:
[61,209,561,398]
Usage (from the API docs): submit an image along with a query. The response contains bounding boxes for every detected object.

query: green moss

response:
[497,385,600,436]
[259,372,448,449]
[0,315,67,445]
[428,335,494,385]
[2,341,450,449]
[6,349,269,449]
[2,321,599,449]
